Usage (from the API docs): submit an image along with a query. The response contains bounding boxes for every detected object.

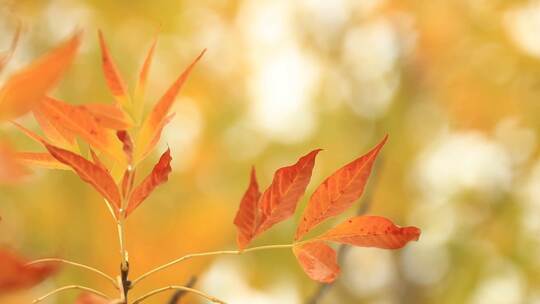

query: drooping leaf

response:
[39,97,124,161]
[317,216,421,249]
[0,22,21,74]
[80,103,134,130]
[233,167,261,250]
[135,50,205,163]
[133,35,158,122]
[126,148,172,217]
[293,241,340,283]
[0,31,81,121]
[98,30,129,107]
[15,152,70,170]
[256,149,321,235]
[44,143,121,212]
[295,136,387,240]
[0,249,59,293]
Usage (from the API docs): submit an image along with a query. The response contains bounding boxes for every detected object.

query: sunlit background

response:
[2,0,540,303]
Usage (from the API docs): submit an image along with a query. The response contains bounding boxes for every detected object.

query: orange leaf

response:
[133,35,158,121]
[293,241,340,283]
[135,50,205,162]
[0,31,81,120]
[11,120,47,144]
[33,107,77,150]
[317,216,421,249]
[136,113,174,162]
[295,136,387,240]
[75,292,111,304]
[256,149,321,235]
[126,148,172,217]
[80,103,134,130]
[15,152,70,170]
[0,141,29,184]
[98,30,129,106]
[44,143,121,212]
[39,97,124,161]
[0,249,59,293]
[233,167,261,250]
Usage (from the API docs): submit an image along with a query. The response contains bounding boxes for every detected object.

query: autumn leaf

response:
[44,143,121,213]
[116,130,133,164]
[0,249,59,293]
[98,30,129,107]
[0,31,81,121]
[295,136,387,240]
[133,35,158,122]
[0,141,29,184]
[317,216,421,249]
[33,107,77,150]
[135,50,205,163]
[126,148,172,217]
[293,241,340,283]
[80,103,134,130]
[39,97,124,161]
[15,152,70,170]
[256,149,321,235]
[233,167,261,250]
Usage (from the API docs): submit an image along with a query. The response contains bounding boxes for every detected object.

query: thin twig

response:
[167,276,197,304]
[305,158,384,304]
[32,285,110,303]
[26,258,118,289]
[132,285,226,304]
[131,243,296,287]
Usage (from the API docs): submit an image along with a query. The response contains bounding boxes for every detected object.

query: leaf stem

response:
[131,243,295,287]
[32,285,110,303]
[131,285,226,304]
[26,258,118,289]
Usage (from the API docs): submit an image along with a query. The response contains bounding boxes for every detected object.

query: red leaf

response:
[0,31,81,120]
[116,130,133,164]
[135,50,205,163]
[98,30,129,106]
[0,249,59,293]
[256,149,321,235]
[233,167,261,250]
[44,143,121,212]
[317,216,421,249]
[293,241,340,283]
[295,136,387,240]
[126,148,172,217]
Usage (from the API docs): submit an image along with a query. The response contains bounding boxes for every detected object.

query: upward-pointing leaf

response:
[255,149,321,235]
[233,167,261,250]
[135,50,205,163]
[317,216,421,249]
[293,241,340,283]
[44,143,121,213]
[126,148,172,217]
[133,35,158,122]
[295,136,387,240]
[0,31,81,121]
[98,30,129,107]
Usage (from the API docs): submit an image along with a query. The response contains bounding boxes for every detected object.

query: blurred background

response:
[1,0,540,303]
